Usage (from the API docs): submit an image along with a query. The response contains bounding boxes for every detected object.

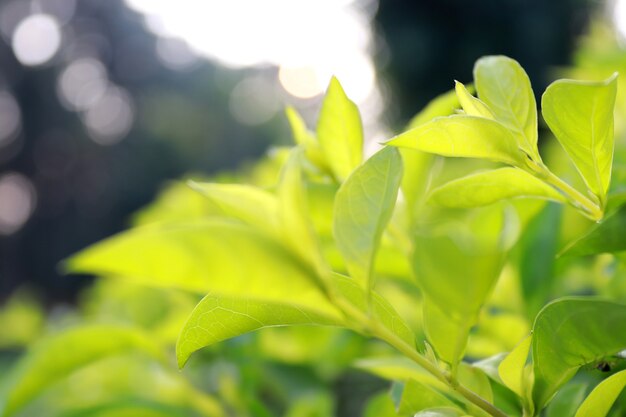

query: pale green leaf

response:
[498,336,531,398]
[387,115,526,166]
[278,149,330,282]
[64,219,338,317]
[541,73,618,207]
[575,369,626,417]
[57,400,195,417]
[188,181,279,235]
[0,325,163,417]
[455,81,494,119]
[429,168,566,208]
[422,300,472,368]
[560,204,626,257]
[333,147,402,288]
[474,55,539,160]
[407,86,463,129]
[316,77,363,181]
[285,106,328,172]
[532,298,626,410]
[354,357,447,391]
[176,295,341,368]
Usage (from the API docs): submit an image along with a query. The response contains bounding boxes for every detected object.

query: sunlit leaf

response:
[560,204,626,256]
[387,115,526,166]
[541,73,618,207]
[532,298,626,410]
[334,147,402,289]
[455,81,494,119]
[188,181,278,235]
[0,325,163,417]
[498,336,531,398]
[474,55,539,160]
[285,106,328,172]
[65,220,337,316]
[278,149,330,283]
[429,168,565,208]
[363,392,399,417]
[176,295,341,368]
[316,77,363,181]
[413,408,467,417]
[575,369,626,417]
[56,400,195,417]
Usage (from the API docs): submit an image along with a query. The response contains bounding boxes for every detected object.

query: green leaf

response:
[0,325,163,417]
[575,369,626,417]
[354,357,447,391]
[414,206,515,367]
[455,81,494,119]
[176,295,342,368]
[396,380,461,416]
[278,149,330,283]
[188,181,279,235]
[541,73,618,207]
[546,383,588,417]
[474,55,539,160]
[498,336,531,398]
[64,219,338,317]
[363,392,399,417]
[407,86,463,129]
[387,115,525,166]
[285,106,328,172]
[429,168,566,208]
[532,298,626,410]
[560,204,626,257]
[316,77,363,181]
[56,400,195,417]
[333,147,403,289]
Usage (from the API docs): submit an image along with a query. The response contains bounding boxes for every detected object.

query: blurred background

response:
[0,0,615,305]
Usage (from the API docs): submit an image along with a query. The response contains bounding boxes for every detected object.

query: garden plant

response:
[3,55,626,417]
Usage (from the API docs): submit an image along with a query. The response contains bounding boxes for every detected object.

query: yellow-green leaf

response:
[0,325,163,417]
[333,147,403,289]
[176,295,341,368]
[188,181,278,235]
[498,335,531,398]
[316,77,363,181]
[541,73,618,207]
[429,168,566,208]
[387,115,525,166]
[474,55,539,160]
[575,369,626,417]
[64,220,337,317]
[455,81,494,119]
[285,106,328,172]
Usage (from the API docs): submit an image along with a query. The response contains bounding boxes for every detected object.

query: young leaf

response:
[285,106,328,172]
[574,369,626,417]
[422,300,473,368]
[64,220,338,317]
[498,335,531,398]
[541,73,618,207]
[559,204,626,257]
[532,298,626,410]
[474,55,539,160]
[386,115,526,166]
[455,81,495,119]
[333,147,403,289]
[188,181,279,236]
[176,295,341,368]
[429,168,566,208]
[316,77,363,181]
[0,325,163,417]
[278,149,330,284]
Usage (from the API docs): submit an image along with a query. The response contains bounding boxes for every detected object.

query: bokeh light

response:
[0,172,36,235]
[82,87,134,145]
[11,14,62,66]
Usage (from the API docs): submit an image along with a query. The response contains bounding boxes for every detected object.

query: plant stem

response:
[332,296,509,417]
[526,161,603,221]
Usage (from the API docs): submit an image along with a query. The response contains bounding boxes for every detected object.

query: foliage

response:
[2,54,626,417]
